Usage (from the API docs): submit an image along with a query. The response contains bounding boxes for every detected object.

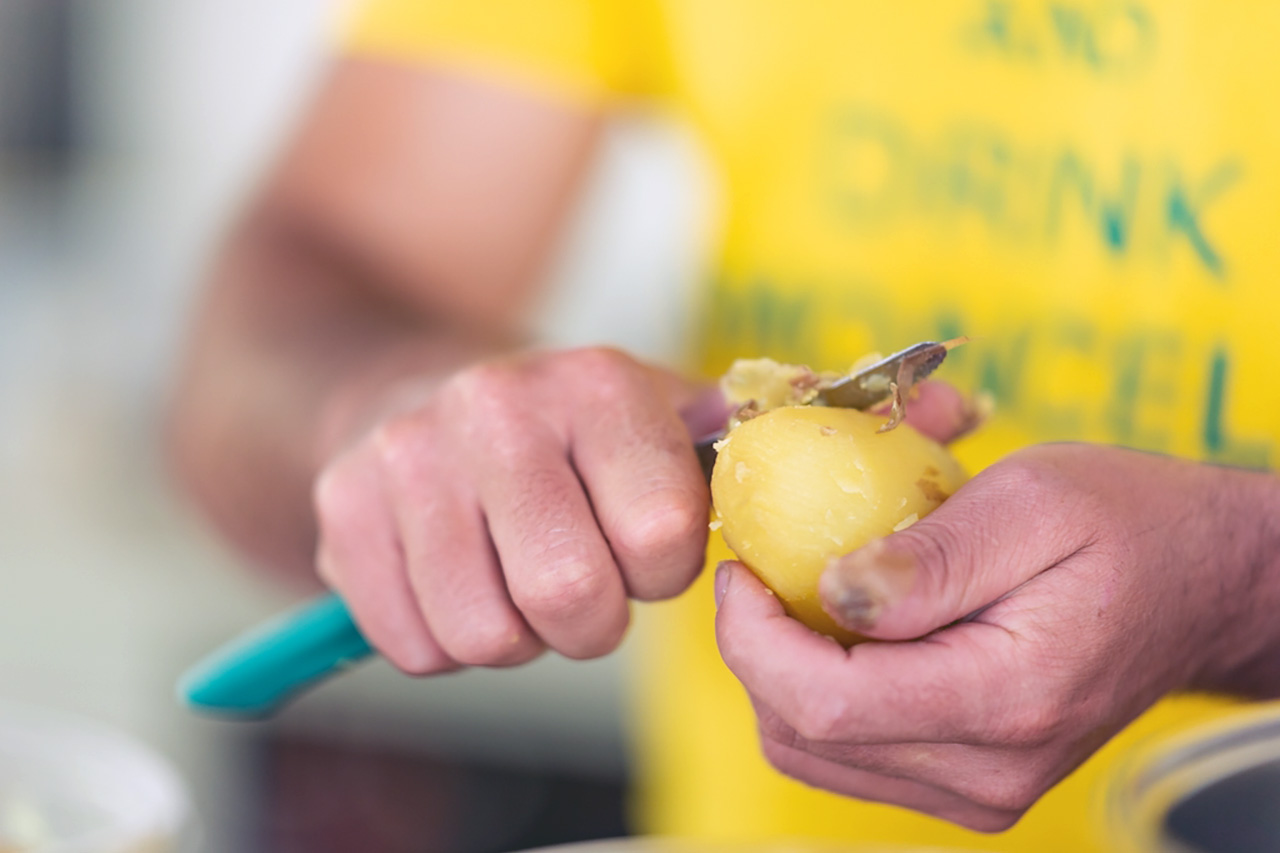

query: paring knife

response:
[179,340,958,717]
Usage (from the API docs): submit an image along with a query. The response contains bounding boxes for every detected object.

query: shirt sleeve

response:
[340,0,668,106]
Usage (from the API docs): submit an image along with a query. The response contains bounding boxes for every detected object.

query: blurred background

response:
[0,1,710,850]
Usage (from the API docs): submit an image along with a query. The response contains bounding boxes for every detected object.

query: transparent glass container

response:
[1107,702,1280,853]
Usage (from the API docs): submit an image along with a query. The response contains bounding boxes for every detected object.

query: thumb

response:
[818,455,1086,641]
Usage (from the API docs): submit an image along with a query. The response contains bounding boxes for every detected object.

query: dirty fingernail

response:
[818,540,917,631]
[957,391,996,434]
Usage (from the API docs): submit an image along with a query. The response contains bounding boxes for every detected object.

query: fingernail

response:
[714,561,732,607]
[957,391,996,434]
[818,539,917,631]
[681,387,731,439]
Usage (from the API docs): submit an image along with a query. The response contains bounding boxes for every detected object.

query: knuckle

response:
[714,625,751,677]
[370,409,437,475]
[446,363,528,434]
[756,708,802,749]
[512,558,610,624]
[629,491,708,555]
[565,346,634,384]
[962,772,1041,815]
[899,676,971,739]
[990,449,1071,513]
[987,696,1065,748]
[893,522,969,611]
[951,806,1023,834]
[899,522,962,575]
[485,424,544,474]
[790,693,850,744]
[977,681,1070,742]
[562,613,630,660]
[451,360,524,405]
[384,643,451,677]
[614,495,708,598]
[359,611,454,677]
[562,347,644,404]
[759,735,804,779]
[313,546,340,588]
[447,368,552,469]
[442,614,534,666]
[312,463,359,531]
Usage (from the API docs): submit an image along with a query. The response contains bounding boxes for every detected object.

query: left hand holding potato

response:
[715,441,1280,832]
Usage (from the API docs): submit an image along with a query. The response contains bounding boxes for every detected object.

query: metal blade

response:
[816,340,952,410]
[695,338,965,480]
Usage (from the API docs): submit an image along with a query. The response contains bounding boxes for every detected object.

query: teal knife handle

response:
[178,592,373,717]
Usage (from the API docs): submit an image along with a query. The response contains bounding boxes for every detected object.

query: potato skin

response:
[710,406,967,645]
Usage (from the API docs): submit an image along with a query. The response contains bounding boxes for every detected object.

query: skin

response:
[716,440,1280,831]
[171,59,729,671]
[172,57,1280,830]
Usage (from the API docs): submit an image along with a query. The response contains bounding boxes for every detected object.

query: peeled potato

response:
[710,405,967,645]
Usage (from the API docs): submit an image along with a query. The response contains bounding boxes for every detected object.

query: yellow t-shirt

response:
[344,2,1280,849]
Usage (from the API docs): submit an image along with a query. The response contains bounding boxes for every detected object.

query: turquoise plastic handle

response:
[178,592,373,717]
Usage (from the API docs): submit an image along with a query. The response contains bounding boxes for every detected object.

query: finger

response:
[477,427,630,659]
[819,448,1094,641]
[566,354,710,601]
[384,454,544,668]
[313,452,456,675]
[716,561,1010,744]
[754,698,1055,819]
[898,380,988,444]
[757,734,1022,833]
[750,686,1024,831]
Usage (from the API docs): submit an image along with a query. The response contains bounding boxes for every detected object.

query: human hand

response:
[715,441,1280,831]
[313,347,726,674]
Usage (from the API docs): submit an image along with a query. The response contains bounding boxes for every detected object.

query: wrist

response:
[1186,464,1280,698]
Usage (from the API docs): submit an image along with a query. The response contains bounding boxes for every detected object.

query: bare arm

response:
[170,58,720,675]
[169,59,603,584]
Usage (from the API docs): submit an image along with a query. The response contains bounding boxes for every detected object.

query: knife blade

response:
[694,339,960,480]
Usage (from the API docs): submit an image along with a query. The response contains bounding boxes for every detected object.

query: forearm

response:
[167,211,518,586]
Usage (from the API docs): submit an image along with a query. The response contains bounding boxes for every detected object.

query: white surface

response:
[0,701,192,852]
